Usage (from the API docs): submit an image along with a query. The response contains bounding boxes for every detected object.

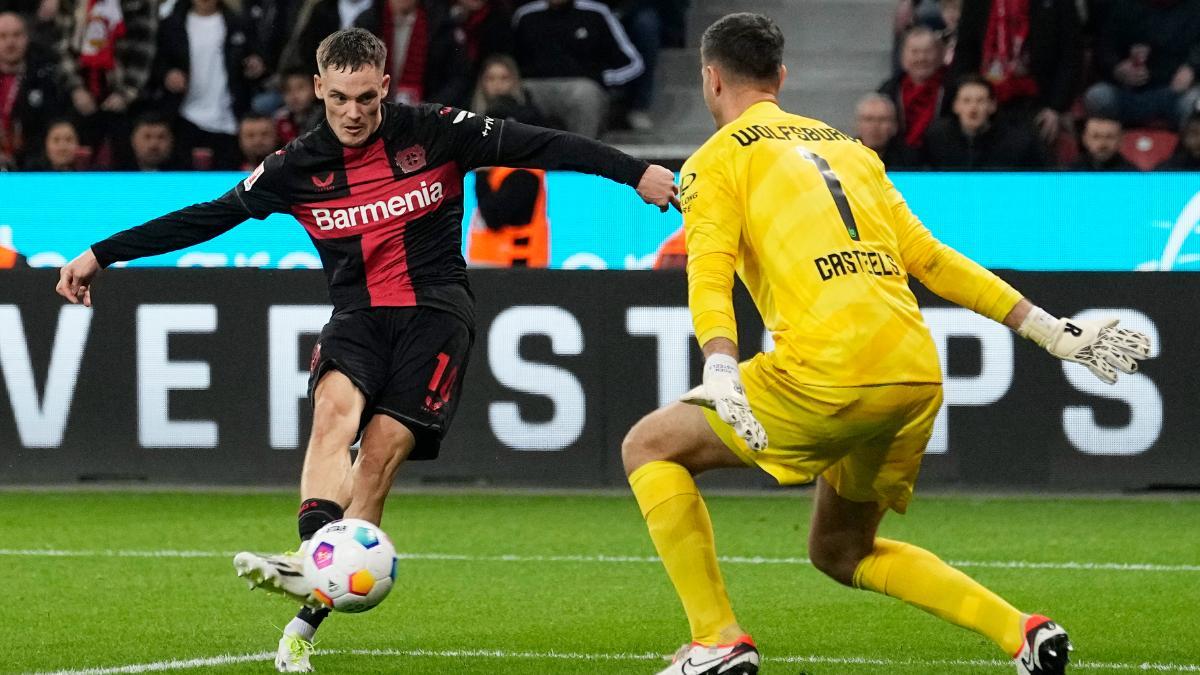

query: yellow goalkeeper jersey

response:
[682,101,1022,386]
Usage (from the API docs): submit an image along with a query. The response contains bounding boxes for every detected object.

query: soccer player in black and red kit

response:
[55,28,678,672]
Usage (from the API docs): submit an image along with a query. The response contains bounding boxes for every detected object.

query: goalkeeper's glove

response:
[680,354,768,451]
[1017,307,1151,384]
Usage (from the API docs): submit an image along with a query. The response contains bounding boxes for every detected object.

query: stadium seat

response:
[1120,128,1179,171]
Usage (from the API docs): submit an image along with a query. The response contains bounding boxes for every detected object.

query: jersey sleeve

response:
[682,150,743,347]
[90,151,292,268]
[884,168,1022,323]
[432,106,648,187]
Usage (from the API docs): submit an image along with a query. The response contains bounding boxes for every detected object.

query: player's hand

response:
[1019,310,1151,384]
[637,164,678,213]
[56,249,101,307]
[680,354,768,451]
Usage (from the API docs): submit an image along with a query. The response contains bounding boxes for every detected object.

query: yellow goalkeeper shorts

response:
[702,352,943,513]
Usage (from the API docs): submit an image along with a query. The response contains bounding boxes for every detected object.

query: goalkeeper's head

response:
[699,13,786,127]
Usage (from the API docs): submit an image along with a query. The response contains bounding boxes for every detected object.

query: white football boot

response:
[275,632,316,673]
[656,635,759,675]
[233,547,323,608]
[1014,615,1073,675]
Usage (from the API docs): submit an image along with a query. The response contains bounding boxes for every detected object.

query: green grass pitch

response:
[5,490,1199,674]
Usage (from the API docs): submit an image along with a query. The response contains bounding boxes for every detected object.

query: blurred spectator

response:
[1069,116,1137,170]
[55,0,157,166]
[1084,0,1200,128]
[940,0,961,64]
[607,0,669,131]
[237,112,278,169]
[155,0,260,170]
[275,67,322,142]
[513,0,644,138]
[952,0,1081,143]
[24,117,81,170]
[922,74,1045,168]
[355,0,431,103]
[126,112,178,170]
[878,26,947,151]
[0,0,59,46]
[243,0,307,77]
[421,0,514,107]
[653,226,685,269]
[855,93,918,169]
[1157,108,1200,169]
[0,11,64,168]
[287,0,387,75]
[471,54,546,124]
[467,167,549,267]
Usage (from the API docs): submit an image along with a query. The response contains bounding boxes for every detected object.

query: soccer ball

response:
[303,519,398,613]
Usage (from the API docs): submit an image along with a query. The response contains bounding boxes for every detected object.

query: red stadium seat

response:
[1120,128,1179,171]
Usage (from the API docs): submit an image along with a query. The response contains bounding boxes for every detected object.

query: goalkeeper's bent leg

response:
[624,403,750,646]
[809,479,1024,656]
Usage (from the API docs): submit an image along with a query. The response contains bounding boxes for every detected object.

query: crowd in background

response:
[855,0,1200,171]
[0,0,689,171]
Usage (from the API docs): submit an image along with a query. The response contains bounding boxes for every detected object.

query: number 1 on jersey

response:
[798,148,860,241]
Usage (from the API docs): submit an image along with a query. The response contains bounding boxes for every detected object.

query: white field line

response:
[2,548,1199,573]
[34,647,1200,674]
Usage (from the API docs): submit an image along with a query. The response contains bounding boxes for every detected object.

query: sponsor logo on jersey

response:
[243,162,266,191]
[396,145,427,173]
[310,181,445,231]
[452,109,476,124]
[814,248,902,281]
[311,172,336,190]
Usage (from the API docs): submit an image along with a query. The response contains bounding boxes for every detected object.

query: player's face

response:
[1082,119,1121,162]
[315,65,391,147]
[952,84,994,134]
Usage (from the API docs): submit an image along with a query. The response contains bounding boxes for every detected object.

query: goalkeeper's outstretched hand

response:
[680,354,768,451]
[1018,308,1152,384]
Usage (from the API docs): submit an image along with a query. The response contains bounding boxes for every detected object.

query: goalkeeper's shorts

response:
[702,352,943,514]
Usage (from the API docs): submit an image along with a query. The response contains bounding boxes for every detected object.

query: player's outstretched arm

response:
[440,108,678,211]
[54,152,291,307]
[1001,298,1151,385]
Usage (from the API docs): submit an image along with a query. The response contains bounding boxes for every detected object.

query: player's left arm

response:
[434,107,677,211]
[676,155,766,450]
[884,169,1151,384]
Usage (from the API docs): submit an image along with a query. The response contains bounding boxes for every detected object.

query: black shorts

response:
[308,307,473,460]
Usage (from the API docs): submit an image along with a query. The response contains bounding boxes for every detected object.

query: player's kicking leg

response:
[622,402,761,675]
[233,370,364,672]
[807,477,1072,675]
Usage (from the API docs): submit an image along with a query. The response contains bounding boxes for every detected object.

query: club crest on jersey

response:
[396,145,427,173]
[311,172,336,191]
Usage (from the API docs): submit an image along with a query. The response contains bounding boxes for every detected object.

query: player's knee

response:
[621,416,668,476]
[807,533,864,587]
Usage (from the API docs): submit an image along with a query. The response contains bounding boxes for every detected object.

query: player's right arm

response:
[56,152,291,307]
[883,169,1151,384]
[675,152,767,450]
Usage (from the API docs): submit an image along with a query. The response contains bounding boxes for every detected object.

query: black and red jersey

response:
[90,103,649,324]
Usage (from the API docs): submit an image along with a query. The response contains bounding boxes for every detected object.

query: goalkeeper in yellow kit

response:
[622,13,1152,675]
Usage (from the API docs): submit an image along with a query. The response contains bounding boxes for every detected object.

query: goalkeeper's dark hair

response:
[316,28,387,74]
[701,13,785,86]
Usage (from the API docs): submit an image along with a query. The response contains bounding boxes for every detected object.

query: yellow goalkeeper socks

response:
[853,537,1024,655]
[629,460,740,645]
